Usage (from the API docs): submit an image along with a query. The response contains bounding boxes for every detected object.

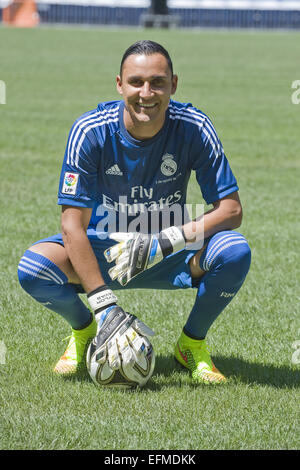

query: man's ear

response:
[116,75,123,95]
[171,74,178,95]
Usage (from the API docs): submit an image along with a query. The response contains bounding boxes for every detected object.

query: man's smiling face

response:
[116,53,177,139]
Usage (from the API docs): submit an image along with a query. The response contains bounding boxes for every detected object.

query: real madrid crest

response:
[160,153,177,177]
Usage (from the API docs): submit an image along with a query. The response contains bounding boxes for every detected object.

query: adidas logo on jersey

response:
[106,164,123,176]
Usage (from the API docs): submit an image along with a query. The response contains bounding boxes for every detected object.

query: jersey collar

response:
[118,100,170,147]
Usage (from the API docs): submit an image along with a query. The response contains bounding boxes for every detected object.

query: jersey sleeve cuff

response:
[204,184,239,205]
[57,197,96,208]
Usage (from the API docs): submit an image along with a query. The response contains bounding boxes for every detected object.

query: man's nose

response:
[140,82,152,98]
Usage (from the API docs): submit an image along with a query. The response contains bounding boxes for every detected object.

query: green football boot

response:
[54,318,97,375]
[174,330,226,384]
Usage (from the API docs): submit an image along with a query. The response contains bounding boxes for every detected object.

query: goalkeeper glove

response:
[87,285,155,370]
[104,226,186,286]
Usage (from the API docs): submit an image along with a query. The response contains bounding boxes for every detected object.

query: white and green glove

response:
[87,285,155,370]
[104,226,186,286]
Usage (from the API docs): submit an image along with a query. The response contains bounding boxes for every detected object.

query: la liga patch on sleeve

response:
[62,172,79,195]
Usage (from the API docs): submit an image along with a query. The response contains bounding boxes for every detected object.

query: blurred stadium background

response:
[1,0,300,29]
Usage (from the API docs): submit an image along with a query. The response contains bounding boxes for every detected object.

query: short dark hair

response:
[120,40,173,76]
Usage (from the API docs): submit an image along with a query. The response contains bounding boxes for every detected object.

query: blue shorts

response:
[33,233,201,292]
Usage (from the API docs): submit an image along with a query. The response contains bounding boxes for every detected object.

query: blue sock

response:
[18,250,92,330]
[184,231,251,339]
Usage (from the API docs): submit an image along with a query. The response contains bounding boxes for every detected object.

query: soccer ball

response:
[86,338,155,389]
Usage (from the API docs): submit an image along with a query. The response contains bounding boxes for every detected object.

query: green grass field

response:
[0,25,300,450]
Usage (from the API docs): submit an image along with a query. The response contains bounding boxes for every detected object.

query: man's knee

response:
[18,250,48,297]
[25,242,80,284]
[18,249,69,301]
[18,252,36,294]
[201,231,251,285]
[223,240,251,284]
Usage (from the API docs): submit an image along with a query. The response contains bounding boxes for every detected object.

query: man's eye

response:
[130,80,143,87]
[152,79,165,88]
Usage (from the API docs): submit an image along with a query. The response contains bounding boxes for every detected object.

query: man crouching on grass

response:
[18,40,251,384]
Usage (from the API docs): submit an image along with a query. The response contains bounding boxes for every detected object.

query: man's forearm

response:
[62,228,105,293]
[183,195,243,244]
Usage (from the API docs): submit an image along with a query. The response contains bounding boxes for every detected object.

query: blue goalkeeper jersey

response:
[58,99,238,237]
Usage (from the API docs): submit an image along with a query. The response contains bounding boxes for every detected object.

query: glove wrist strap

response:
[87,285,118,314]
[159,226,186,257]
